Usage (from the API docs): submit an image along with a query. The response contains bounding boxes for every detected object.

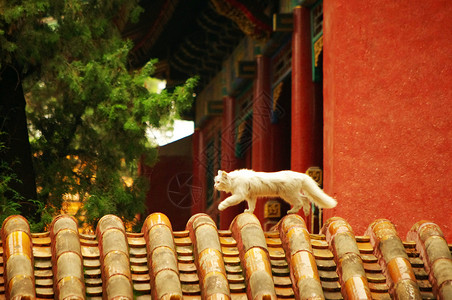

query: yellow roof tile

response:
[0,213,449,299]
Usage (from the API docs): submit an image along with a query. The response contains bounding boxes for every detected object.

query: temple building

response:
[1,1,451,299]
[128,0,451,240]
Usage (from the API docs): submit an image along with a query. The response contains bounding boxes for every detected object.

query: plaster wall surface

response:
[323,0,452,240]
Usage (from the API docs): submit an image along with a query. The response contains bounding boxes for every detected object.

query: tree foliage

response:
[0,0,197,229]
[0,138,23,223]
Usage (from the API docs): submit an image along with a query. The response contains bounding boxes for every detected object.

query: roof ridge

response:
[322,216,373,299]
[407,220,452,298]
[230,213,277,299]
[186,213,230,299]
[1,215,35,299]
[51,215,85,299]
[278,214,324,299]
[97,214,133,299]
[142,213,182,300]
[366,218,422,299]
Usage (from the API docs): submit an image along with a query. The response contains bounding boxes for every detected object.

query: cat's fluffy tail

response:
[302,175,337,209]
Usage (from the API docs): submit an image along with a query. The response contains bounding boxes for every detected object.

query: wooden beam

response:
[237,61,256,79]
[273,13,293,32]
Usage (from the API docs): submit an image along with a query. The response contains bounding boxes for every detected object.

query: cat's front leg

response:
[244,198,256,213]
[218,194,244,211]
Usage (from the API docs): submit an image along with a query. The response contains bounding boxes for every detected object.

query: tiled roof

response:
[1,213,451,299]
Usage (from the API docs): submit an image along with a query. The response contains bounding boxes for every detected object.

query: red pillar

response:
[291,6,316,172]
[219,96,241,229]
[291,6,318,226]
[252,54,272,222]
[191,128,205,214]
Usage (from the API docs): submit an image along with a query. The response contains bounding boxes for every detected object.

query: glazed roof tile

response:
[1,213,451,300]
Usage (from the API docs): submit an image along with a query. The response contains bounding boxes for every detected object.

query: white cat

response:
[215,169,337,216]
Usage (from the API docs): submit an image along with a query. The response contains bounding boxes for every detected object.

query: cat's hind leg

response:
[281,195,301,214]
[300,194,311,216]
[284,194,310,215]
[287,202,302,214]
[218,195,244,211]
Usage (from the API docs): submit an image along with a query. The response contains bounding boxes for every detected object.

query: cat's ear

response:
[218,170,227,178]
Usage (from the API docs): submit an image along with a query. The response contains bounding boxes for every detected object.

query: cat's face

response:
[214,170,229,191]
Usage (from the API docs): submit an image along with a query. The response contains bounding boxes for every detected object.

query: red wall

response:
[323,0,452,241]
[142,137,193,231]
